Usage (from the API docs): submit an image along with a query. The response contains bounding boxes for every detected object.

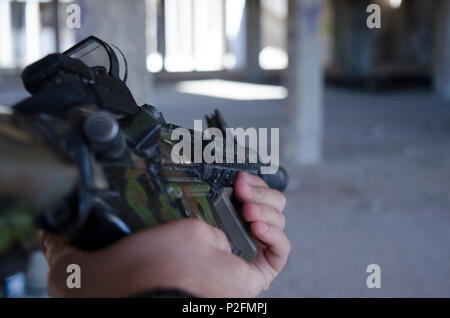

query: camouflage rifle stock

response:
[0,36,288,263]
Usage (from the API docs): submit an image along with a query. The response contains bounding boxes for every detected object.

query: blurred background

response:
[0,0,449,297]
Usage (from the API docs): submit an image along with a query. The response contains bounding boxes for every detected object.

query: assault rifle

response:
[0,36,287,265]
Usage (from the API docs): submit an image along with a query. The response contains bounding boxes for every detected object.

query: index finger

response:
[235,172,269,188]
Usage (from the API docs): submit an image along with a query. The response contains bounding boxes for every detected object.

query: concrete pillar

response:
[25,0,41,65]
[225,0,246,70]
[0,0,13,67]
[285,0,324,164]
[75,0,152,106]
[245,0,262,81]
[156,0,166,70]
[52,0,60,52]
[433,0,450,100]
[332,0,374,79]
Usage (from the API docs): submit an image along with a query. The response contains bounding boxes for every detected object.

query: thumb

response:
[39,231,76,267]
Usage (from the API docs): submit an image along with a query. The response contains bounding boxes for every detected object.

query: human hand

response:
[233,172,291,292]
[41,172,290,298]
[41,218,279,297]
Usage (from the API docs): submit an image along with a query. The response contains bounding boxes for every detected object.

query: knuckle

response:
[279,194,287,211]
[246,203,261,219]
[278,212,286,228]
[246,184,256,200]
[211,226,228,244]
[263,204,285,228]
[261,206,271,222]
[253,186,263,199]
[235,181,252,201]
[286,237,292,255]
[250,174,267,187]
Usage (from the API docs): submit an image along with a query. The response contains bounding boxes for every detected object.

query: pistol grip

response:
[212,187,257,262]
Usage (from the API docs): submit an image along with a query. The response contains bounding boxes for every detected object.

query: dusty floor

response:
[1,81,449,297]
[152,84,450,297]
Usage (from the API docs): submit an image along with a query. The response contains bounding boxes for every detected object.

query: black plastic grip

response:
[259,166,288,192]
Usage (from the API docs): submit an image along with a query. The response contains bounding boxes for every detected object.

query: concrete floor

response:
[1,82,450,297]
[152,84,450,297]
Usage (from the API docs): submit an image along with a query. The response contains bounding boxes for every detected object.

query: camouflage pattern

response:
[0,106,222,256]
[0,113,78,255]
[99,108,219,232]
